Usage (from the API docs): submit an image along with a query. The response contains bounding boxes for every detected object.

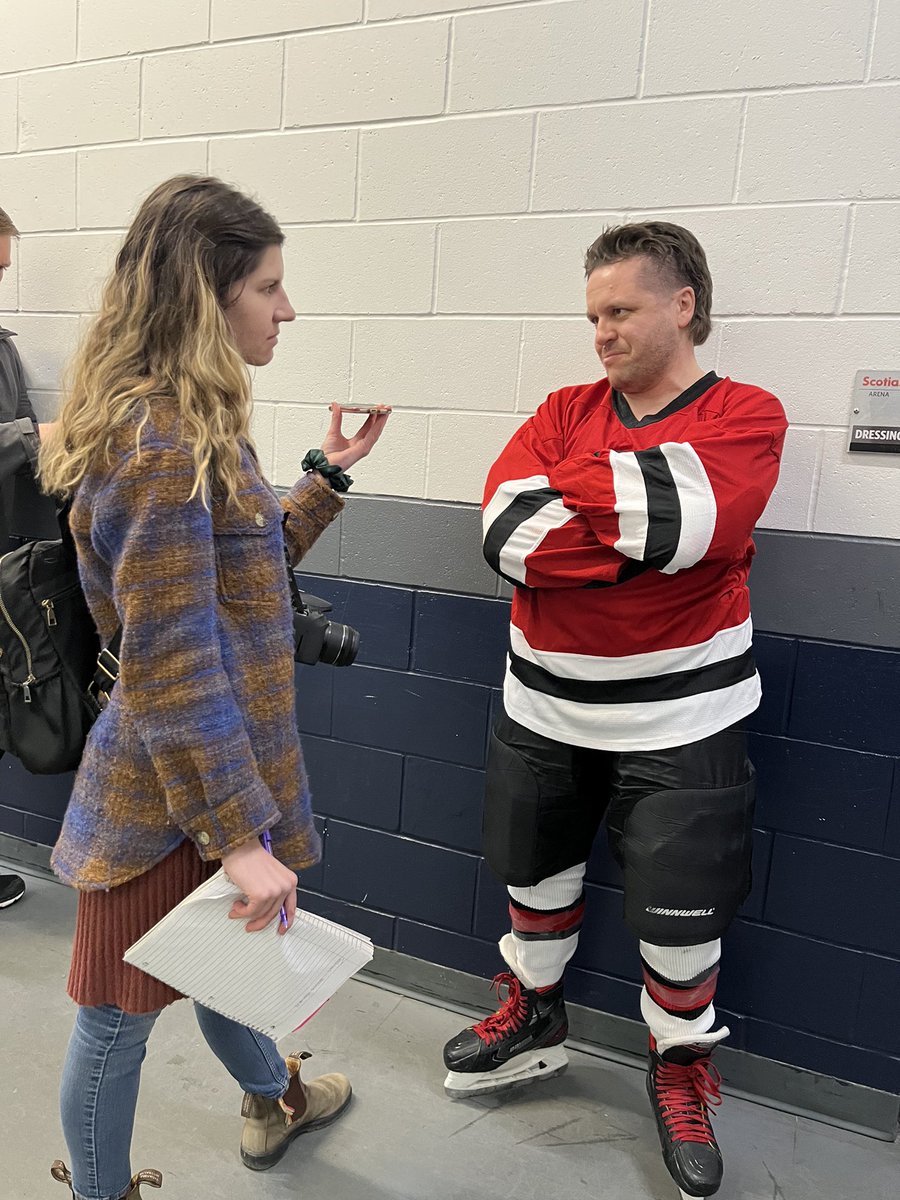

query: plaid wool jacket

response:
[51,405,343,890]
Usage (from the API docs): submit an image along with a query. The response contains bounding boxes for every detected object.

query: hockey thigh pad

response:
[621,771,756,945]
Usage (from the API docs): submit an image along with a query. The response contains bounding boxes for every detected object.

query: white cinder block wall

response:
[1,0,897,534]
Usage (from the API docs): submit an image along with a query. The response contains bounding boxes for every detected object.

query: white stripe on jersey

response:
[609,450,649,560]
[483,475,578,586]
[509,617,753,682]
[658,442,717,574]
[504,670,761,752]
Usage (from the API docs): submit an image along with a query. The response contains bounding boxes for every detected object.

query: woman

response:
[40,175,388,1200]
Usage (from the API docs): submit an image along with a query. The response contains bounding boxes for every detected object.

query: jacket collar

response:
[0,326,15,342]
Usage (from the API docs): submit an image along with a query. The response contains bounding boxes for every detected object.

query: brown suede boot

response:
[51,1160,162,1197]
[240,1050,352,1171]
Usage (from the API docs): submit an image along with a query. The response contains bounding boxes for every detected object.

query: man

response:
[442,223,786,1200]
[0,203,58,910]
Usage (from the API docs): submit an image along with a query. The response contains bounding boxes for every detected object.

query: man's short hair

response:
[0,206,19,238]
[584,221,713,346]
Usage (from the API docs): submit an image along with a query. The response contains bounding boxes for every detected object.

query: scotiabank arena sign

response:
[848,371,900,454]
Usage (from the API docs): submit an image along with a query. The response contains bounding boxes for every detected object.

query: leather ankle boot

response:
[240,1050,352,1171]
[51,1160,162,1197]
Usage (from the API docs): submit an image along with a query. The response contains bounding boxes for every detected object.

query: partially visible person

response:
[0,202,60,911]
[40,176,388,1200]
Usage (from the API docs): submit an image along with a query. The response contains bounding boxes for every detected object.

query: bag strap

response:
[57,504,124,708]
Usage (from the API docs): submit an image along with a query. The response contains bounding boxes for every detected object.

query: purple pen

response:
[261,829,289,929]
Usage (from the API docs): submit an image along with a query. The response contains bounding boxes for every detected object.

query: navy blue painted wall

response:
[2,573,898,1095]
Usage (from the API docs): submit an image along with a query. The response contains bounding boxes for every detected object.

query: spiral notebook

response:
[123,869,373,1040]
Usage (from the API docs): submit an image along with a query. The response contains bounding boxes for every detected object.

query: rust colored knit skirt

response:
[68,838,218,1014]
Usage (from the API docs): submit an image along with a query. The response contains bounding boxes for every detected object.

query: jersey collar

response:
[611,370,721,429]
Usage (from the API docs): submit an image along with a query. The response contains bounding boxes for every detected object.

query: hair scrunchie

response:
[301,448,353,493]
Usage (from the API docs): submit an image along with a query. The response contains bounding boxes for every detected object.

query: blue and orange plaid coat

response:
[51,405,343,890]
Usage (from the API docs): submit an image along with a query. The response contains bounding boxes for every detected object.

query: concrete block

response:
[438,216,617,314]
[0,79,17,153]
[250,401,276,479]
[346,410,429,498]
[351,318,520,411]
[19,60,140,151]
[18,233,121,313]
[212,0,362,40]
[283,225,436,314]
[633,206,848,315]
[718,318,900,425]
[844,204,900,313]
[0,313,81,390]
[0,153,76,231]
[22,391,62,422]
[813,430,900,538]
[272,403,332,488]
[450,0,642,112]
[533,98,741,212]
[359,115,532,219]
[757,427,821,533]
[426,412,525,502]
[5,0,76,73]
[210,130,357,224]
[369,0,505,14]
[252,320,352,406]
[517,320,604,413]
[285,22,448,127]
[739,88,900,203]
[644,0,867,93]
[78,0,208,59]
[142,42,283,139]
[77,142,208,229]
[871,1,900,80]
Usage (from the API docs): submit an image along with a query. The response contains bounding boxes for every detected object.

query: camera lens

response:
[319,621,359,667]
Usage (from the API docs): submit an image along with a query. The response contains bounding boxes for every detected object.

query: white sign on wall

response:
[848,371,900,454]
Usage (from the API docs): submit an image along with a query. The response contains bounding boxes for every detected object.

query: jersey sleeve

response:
[482,393,639,589]
[548,389,787,573]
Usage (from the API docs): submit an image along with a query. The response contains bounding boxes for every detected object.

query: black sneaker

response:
[442,972,568,1098]
[647,1037,724,1198]
[0,873,26,909]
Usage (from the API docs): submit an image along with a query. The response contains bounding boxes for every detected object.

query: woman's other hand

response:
[221,837,298,934]
[321,404,390,472]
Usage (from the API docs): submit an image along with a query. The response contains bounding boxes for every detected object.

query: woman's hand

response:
[221,837,298,935]
[321,404,390,472]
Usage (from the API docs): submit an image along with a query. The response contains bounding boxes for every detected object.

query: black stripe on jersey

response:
[483,487,561,583]
[636,447,681,570]
[508,647,756,704]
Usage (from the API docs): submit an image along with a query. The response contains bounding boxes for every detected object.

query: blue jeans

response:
[59,1003,290,1200]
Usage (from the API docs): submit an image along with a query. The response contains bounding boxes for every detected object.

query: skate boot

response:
[647,1029,728,1199]
[443,934,568,1099]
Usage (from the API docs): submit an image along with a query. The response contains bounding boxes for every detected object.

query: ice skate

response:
[443,935,568,1098]
[647,1030,728,1199]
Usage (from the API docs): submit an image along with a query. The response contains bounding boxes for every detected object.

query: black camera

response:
[293,591,359,667]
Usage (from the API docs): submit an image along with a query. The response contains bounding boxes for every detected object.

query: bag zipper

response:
[0,551,36,702]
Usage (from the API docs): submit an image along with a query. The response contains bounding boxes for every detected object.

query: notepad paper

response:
[124,869,374,1041]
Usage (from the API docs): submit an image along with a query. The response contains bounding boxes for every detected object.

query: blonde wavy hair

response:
[40,175,284,506]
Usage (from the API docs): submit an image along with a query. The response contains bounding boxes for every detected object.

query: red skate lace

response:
[472,973,527,1046]
[655,1057,722,1144]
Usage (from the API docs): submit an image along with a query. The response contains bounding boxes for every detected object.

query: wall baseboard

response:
[5,832,895,1141]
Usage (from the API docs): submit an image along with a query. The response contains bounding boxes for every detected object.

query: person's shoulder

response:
[540,377,610,420]
[713,375,781,405]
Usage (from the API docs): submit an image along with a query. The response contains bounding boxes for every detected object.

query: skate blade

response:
[443,1045,568,1099]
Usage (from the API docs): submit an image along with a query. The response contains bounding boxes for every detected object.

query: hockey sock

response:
[640,940,724,1046]
[506,863,587,989]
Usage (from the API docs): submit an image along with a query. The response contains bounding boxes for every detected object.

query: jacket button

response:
[196,831,210,846]
[255,512,266,527]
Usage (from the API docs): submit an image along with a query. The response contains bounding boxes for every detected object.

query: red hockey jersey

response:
[482,372,787,751]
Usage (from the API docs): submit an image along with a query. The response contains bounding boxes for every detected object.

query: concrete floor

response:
[2,861,898,1200]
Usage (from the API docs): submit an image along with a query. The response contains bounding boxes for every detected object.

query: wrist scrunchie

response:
[301,448,353,493]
